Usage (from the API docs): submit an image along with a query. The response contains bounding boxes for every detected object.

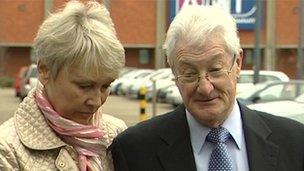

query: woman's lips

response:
[78,112,94,115]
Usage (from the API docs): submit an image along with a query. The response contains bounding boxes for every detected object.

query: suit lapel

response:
[240,103,279,171]
[157,105,197,171]
[156,103,280,171]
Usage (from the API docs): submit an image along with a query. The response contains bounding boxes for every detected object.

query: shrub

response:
[0,76,14,87]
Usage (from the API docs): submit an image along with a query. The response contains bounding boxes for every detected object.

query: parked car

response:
[127,68,174,99]
[248,93,304,124]
[20,64,38,100]
[157,70,290,107]
[145,74,175,101]
[110,68,136,94]
[111,69,154,95]
[237,80,304,105]
[237,70,290,94]
[121,68,170,97]
[165,85,182,107]
[165,79,304,108]
[14,66,28,97]
[157,84,176,103]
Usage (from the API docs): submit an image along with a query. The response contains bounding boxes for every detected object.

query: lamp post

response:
[253,0,262,84]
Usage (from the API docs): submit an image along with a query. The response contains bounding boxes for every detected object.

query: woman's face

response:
[39,63,114,125]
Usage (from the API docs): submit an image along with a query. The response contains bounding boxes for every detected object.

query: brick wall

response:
[0,0,44,43]
[0,47,30,78]
[0,0,302,80]
[111,0,156,44]
[276,0,299,45]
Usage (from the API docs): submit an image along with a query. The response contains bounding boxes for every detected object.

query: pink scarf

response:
[35,82,104,171]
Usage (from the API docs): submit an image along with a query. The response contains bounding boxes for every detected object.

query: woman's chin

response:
[63,113,95,125]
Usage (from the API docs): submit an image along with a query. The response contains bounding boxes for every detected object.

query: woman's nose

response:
[86,96,102,108]
[86,90,103,108]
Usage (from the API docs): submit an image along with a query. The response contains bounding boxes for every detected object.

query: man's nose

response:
[197,73,211,83]
[196,76,214,95]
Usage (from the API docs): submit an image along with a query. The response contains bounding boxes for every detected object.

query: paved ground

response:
[0,88,174,126]
[0,88,21,124]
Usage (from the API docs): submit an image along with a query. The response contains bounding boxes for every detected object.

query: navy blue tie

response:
[207,127,233,171]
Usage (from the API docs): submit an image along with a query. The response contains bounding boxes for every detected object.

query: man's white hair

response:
[163,5,240,70]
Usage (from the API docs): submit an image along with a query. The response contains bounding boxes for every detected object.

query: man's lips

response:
[194,96,217,102]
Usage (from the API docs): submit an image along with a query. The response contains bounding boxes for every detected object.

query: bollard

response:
[139,86,148,121]
[151,79,157,118]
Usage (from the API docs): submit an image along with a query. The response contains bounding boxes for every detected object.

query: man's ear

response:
[235,49,243,79]
[37,60,50,85]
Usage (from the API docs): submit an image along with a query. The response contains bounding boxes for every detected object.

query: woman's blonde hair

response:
[33,0,125,79]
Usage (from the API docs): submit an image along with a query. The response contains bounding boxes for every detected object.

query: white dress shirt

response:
[186,100,249,171]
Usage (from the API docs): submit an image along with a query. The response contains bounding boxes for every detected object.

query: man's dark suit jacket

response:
[111,102,304,171]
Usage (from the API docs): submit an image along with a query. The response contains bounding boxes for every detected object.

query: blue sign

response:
[169,0,261,30]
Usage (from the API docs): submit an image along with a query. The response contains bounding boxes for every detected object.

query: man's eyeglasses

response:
[174,55,236,85]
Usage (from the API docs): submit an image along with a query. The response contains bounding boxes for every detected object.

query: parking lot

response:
[0,88,173,127]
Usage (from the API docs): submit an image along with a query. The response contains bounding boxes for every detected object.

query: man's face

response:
[173,39,242,127]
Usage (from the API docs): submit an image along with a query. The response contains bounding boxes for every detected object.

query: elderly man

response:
[111,5,304,171]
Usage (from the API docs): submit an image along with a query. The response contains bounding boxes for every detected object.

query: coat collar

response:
[14,89,113,151]
[157,105,197,171]
[14,89,66,150]
[239,102,279,171]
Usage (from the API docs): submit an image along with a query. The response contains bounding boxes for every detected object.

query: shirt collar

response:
[222,100,243,149]
[186,100,243,154]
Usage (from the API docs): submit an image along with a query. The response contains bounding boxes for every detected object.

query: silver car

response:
[20,64,38,100]
[248,93,304,124]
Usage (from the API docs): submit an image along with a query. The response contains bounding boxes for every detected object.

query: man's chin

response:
[190,109,224,127]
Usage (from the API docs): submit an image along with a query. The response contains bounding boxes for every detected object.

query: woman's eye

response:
[102,85,111,90]
[79,84,92,89]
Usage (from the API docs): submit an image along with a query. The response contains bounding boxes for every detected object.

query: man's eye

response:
[183,71,197,75]
[209,68,222,72]
[183,73,193,77]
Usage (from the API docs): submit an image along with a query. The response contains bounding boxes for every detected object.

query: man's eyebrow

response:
[178,58,195,65]
[178,53,225,64]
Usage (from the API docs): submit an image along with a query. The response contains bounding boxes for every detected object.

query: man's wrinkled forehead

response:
[174,36,229,54]
[174,41,230,61]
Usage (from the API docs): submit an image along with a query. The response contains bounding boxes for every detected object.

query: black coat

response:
[111,102,304,171]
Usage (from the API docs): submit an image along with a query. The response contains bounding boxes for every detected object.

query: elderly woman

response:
[0,1,126,170]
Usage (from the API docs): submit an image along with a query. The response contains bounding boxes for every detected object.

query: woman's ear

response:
[37,60,50,85]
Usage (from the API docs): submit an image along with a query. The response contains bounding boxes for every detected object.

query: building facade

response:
[0,0,302,79]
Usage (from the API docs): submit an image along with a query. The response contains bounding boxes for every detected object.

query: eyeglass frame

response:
[173,54,237,84]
